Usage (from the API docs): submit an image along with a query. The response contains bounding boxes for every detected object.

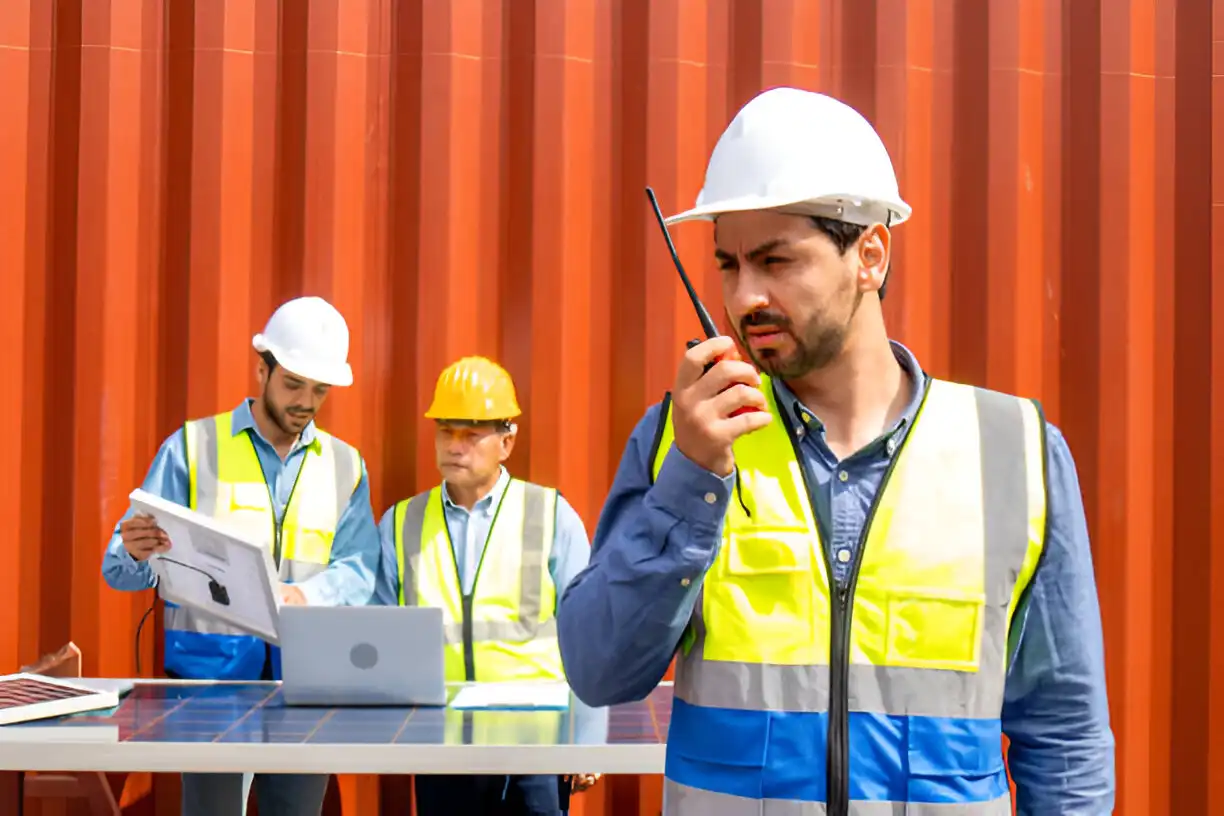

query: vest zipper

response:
[444,483,512,682]
[827,493,889,815]
[255,435,307,571]
[775,382,925,816]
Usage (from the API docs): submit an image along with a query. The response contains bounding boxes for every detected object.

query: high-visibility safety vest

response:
[164,410,363,681]
[391,479,566,684]
[649,375,1048,816]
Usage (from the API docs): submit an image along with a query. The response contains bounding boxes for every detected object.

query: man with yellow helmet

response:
[372,356,597,816]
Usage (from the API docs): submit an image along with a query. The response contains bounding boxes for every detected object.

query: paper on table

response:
[449,682,572,711]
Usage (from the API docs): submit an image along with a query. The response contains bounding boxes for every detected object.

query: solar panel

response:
[28,682,673,747]
[0,674,122,727]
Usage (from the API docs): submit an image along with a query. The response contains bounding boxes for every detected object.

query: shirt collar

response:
[442,466,511,513]
[771,339,927,443]
[230,398,320,452]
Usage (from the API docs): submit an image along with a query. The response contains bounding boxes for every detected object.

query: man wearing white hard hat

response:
[102,296,380,816]
[558,88,1115,814]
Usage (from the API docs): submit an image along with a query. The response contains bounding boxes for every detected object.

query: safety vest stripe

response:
[328,433,360,518]
[185,417,222,516]
[662,781,1012,815]
[164,604,246,635]
[675,652,1005,719]
[442,618,558,645]
[673,381,1036,721]
[516,482,549,627]
[397,481,553,635]
[396,493,428,606]
[666,698,1010,808]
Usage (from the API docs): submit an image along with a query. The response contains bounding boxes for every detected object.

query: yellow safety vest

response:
[164,410,362,680]
[650,376,1047,816]
[391,479,565,684]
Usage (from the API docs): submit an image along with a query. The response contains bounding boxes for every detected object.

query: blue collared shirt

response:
[556,341,1115,815]
[372,467,592,608]
[101,399,380,607]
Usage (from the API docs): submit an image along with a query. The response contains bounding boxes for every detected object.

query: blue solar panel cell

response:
[27,682,672,748]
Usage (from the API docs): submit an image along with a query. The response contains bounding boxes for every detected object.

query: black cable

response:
[133,598,156,676]
[134,555,233,675]
[157,557,217,582]
[155,557,232,606]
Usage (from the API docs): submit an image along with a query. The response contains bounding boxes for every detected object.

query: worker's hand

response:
[567,773,601,792]
[671,336,772,477]
[120,513,171,562]
[278,584,307,605]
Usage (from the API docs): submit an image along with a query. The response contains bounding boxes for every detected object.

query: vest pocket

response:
[228,482,270,511]
[666,699,769,800]
[905,715,1007,803]
[724,529,814,575]
[704,530,819,664]
[884,589,984,671]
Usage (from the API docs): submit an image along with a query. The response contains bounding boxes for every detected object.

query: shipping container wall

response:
[0,0,1219,813]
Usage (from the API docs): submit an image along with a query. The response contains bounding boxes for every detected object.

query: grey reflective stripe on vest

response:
[188,418,222,515]
[663,781,1013,815]
[676,386,1037,720]
[327,434,359,520]
[399,481,553,643]
[164,604,250,637]
[444,617,558,644]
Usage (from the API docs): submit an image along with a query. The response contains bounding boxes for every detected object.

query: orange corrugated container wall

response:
[0,0,1217,813]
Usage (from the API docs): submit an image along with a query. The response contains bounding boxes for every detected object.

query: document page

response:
[129,489,282,644]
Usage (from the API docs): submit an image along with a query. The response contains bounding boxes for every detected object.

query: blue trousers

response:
[180,772,329,816]
[414,774,570,816]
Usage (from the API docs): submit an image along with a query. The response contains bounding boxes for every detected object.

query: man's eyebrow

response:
[714,239,789,263]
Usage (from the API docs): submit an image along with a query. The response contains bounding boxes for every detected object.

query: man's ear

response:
[500,424,518,463]
[855,224,891,295]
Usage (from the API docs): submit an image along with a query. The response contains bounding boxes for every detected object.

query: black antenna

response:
[645,187,720,339]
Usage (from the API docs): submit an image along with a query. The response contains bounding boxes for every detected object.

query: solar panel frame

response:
[0,673,121,727]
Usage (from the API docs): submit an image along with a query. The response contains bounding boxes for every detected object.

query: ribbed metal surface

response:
[0,0,1216,813]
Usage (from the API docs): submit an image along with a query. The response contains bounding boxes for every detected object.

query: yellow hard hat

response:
[425,356,522,421]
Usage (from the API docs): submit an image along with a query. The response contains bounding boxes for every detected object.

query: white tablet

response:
[129,488,282,644]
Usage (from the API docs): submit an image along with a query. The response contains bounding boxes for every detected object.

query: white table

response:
[0,679,671,781]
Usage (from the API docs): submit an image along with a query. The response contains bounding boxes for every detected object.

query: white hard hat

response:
[666,87,911,228]
[252,296,353,387]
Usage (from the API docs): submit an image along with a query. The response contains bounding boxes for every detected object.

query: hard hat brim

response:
[252,335,354,387]
[665,195,912,228]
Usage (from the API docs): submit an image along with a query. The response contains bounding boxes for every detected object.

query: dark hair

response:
[810,216,889,301]
[260,350,278,372]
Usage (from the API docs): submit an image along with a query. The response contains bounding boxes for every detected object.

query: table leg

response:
[0,771,23,815]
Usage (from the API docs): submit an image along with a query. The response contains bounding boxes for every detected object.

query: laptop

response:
[278,605,448,707]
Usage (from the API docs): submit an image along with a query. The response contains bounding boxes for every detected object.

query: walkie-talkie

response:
[644,187,763,416]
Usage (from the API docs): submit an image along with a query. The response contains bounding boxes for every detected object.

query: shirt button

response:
[886,438,897,455]
[796,426,805,438]
[704,492,717,504]
[837,470,849,482]
[837,548,852,563]
[680,577,691,587]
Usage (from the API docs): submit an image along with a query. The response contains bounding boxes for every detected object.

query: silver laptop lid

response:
[278,605,447,707]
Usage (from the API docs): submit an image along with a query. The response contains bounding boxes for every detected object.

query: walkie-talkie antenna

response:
[645,187,720,339]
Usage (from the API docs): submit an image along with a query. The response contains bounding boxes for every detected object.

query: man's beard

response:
[263,393,312,436]
[748,324,847,379]
[740,295,860,380]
